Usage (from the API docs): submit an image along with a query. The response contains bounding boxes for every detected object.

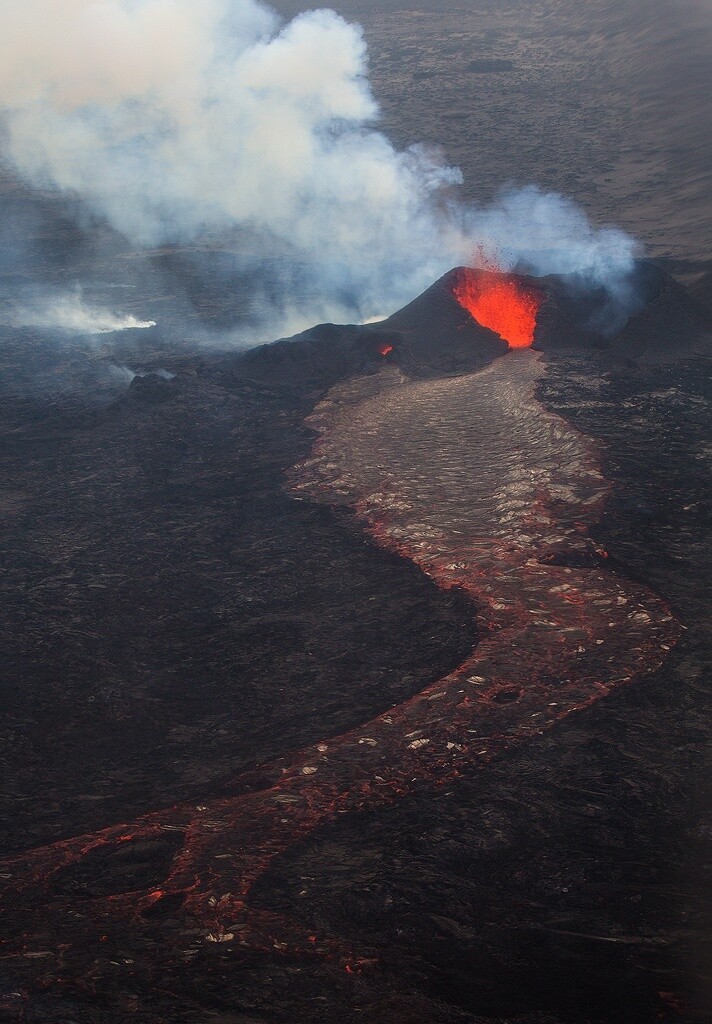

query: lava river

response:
[0,349,680,973]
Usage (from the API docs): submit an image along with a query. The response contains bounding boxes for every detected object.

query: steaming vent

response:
[453,267,542,349]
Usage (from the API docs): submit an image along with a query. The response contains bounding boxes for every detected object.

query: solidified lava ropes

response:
[0,348,679,972]
[453,267,541,348]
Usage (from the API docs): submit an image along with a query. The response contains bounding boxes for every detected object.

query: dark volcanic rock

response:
[233,279,506,387]
[687,262,712,321]
[466,58,515,74]
[534,261,710,362]
[0,263,709,1024]
[127,371,177,403]
[0,355,477,853]
[234,261,709,392]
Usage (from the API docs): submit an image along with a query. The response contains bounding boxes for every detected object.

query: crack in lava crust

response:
[0,350,680,975]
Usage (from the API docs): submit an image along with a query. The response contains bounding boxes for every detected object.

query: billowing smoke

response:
[0,0,639,336]
[8,287,156,335]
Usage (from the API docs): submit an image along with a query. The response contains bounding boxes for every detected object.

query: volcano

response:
[0,263,710,1024]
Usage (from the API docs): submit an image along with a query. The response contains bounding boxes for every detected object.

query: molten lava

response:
[453,267,541,349]
[0,345,680,988]
[377,342,394,357]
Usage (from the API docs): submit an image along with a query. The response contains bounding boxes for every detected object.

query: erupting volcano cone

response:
[453,267,541,348]
[0,260,695,1000]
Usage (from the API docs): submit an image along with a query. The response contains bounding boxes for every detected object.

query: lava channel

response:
[0,349,680,977]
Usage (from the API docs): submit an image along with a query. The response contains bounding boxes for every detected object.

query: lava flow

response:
[453,266,541,348]
[0,349,680,981]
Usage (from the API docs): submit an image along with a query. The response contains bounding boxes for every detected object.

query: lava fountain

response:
[453,266,541,349]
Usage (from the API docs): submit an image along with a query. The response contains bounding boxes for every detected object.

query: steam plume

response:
[0,0,639,331]
[8,288,156,334]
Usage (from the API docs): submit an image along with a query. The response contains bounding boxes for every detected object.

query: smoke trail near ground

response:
[7,288,157,335]
[0,0,639,332]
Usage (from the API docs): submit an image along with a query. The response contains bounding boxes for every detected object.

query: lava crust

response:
[0,336,681,976]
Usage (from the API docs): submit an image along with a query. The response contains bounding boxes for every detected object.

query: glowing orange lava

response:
[377,342,394,357]
[453,268,541,349]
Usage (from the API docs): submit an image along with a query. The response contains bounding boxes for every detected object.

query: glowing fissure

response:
[0,351,679,976]
[453,267,541,348]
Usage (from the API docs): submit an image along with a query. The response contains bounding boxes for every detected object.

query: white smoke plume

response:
[0,0,639,329]
[9,288,156,334]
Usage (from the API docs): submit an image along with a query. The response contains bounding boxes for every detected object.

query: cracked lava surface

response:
[0,348,680,973]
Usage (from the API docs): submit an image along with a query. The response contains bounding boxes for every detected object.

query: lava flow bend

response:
[0,347,679,976]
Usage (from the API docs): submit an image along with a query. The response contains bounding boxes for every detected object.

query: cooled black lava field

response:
[1,257,711,1023]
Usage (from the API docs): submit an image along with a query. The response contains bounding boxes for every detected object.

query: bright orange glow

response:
[377,342,394,357]
[453,268,541,349]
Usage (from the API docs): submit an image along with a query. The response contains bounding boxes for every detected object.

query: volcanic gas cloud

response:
[453,267,541,348]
